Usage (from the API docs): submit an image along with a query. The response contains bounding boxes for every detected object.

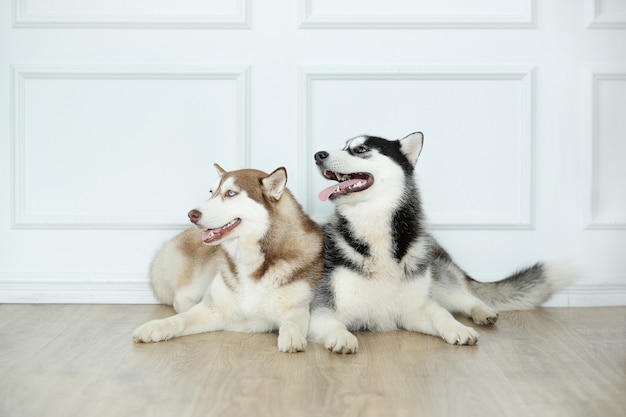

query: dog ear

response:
[262,167,288,201]
[400,132,424,166]
[214,163,228,177]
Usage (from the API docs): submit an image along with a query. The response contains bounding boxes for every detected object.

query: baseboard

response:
[543,284,626,308]
[0,273,159,304]
[0,275,624,306]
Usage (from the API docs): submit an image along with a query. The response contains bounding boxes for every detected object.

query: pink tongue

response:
[202,228,221,242]
[318,179,361,201]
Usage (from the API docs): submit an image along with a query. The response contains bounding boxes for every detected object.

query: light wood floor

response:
[0,305,624,417]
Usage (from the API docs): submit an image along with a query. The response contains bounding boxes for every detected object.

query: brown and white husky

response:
[133,164,324,353]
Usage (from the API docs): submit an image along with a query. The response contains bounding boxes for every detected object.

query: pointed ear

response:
[400,132,424,166]
[262,167,288,201]
[214,163,227,177]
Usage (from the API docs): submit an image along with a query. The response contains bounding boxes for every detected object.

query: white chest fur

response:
[209,267,311,333]
[331,266,431,331]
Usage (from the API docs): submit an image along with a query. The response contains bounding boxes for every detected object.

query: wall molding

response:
[298,65,535,230]
[12,0,251,29]
[584,0,626,29]
[583,66,626,230]
[11,65,251,230]
[298,0,535,29]
[1,274,623,306]
[553,284,626,308]
[0,273,158,304]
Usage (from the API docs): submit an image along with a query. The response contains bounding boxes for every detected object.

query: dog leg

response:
[172,291,201,313]
[434,290,499,326]
[133,302,222,343]
[276,307,309,353]
[308,309,358,354]
[400,300,479,346]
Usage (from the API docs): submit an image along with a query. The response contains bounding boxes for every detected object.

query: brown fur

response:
[136,165,325,352]
[173,228,221,288]
[253,188,323,287]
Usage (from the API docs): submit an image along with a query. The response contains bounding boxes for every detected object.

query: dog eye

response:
[226,190,237,197]
[354,145,368,154]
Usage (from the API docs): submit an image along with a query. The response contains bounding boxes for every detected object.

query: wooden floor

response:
[0,305,624,417]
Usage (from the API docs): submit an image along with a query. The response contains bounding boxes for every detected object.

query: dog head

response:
[314,132,423,204]
[188,164,288,245]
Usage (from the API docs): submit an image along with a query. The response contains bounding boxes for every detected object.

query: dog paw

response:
[277,327,307,353]
[441,324,480,346]
[133,318,180,343]
[470,307,499,326]
[325,330,359,354]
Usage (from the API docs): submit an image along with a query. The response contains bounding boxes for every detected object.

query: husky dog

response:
[133,164,324,353]
[309,132,577,353]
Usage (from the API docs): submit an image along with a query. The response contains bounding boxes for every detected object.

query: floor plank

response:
[0,305,624,417]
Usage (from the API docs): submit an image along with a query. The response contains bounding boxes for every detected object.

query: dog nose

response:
[315,151,329,164]
[188,209,202,224]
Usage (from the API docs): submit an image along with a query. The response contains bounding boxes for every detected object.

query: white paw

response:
[277,326,307,353]
[441,323,480,346]
[132,318,180,343]
[325,330,359,354]
[471,306,499,326]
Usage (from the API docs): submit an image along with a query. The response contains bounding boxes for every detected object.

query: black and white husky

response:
[308,132,577,353]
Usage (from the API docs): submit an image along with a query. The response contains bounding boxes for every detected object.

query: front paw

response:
[441,324,480,346]
[277,325,307,353]
[325,330,358,354]
[133,318,180,343]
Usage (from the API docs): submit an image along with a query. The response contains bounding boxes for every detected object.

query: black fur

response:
[360,136,426,264]
[362,136,415,175]
[391,182,423,262]
[336,214,370,258]
[312,225,365,311]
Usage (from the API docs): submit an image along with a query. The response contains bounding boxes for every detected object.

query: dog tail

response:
[467,260,580,311]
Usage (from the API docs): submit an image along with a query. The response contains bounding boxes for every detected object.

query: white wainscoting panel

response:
[299,0,534,28]
[12,0,250,29]
[300,66,534,229]
[584,0,626,28]
[12,66,250,229]
[584,67,626,229]
[1,1,624,307]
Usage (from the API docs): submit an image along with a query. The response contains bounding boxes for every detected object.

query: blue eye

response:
[354,145,368,154]
[226,190,237,197]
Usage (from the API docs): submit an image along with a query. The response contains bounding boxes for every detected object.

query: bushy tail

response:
[467,260,580,311]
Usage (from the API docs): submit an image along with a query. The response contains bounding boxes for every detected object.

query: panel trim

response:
[298,66,535,230]
[1,274,623,307]
[298,0,535,29]
[549,284,626,307]
[584,0,626,29]
[583,66,626,230]
[12,0,251,29]
[0,273,158,304]
[11,65,251,230]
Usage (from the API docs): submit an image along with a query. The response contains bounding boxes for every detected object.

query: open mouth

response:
[201,218,241,243]
[318,170,374,201]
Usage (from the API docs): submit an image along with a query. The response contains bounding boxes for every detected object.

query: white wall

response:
[0,0,624,306]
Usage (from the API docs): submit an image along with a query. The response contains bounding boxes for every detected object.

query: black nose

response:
[314,151,329,164]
